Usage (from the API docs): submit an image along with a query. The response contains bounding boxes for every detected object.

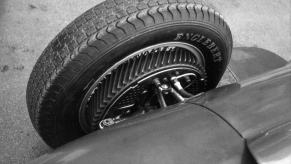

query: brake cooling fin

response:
[81,43,207,132]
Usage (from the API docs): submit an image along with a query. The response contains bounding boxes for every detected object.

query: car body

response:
[29,47,290,164]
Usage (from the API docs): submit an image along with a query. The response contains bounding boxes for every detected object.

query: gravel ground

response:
[0,0,290,163]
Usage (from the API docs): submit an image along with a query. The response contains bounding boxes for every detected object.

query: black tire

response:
[27,0,232,148]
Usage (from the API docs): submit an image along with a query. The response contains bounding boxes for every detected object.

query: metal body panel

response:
[229,47,287,81]
[29,104,253,164]
[248,122,291,164]
[188,63,291,163]
[189,63,291,140]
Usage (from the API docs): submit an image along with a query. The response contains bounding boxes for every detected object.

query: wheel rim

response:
[79,42,207,133]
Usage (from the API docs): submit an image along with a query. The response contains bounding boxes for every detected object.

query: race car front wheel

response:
[26,0,232,148]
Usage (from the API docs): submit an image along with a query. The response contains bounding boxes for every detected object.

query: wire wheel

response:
[79,42,207,132]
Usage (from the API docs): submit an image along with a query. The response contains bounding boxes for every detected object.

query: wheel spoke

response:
[171,73,196,98]
[153,78,187,104]
[169,88,185,102]
[156,90,167,108]
[153,78,167,108]
[171,78,192,98]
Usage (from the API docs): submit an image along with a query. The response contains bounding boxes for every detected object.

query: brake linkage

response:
[153,77,191,108]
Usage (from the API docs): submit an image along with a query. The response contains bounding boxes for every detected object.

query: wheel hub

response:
[79,42,207,132]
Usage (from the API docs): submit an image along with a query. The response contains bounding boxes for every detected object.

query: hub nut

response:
[161,84,169,89]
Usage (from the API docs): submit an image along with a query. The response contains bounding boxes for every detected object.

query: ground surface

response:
[0,0,290,163]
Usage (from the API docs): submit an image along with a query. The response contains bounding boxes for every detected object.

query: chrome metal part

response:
[170,73,196,98]
[99,118,115,129]
[168,87,186,102]
[99,116,126,129]
[152,76,194,106]
[153,78,167,108]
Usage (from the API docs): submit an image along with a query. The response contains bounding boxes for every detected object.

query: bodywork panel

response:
[228,47,287,81]
[188,63,291,163]
[30,104,252,164]
[188,63,291,140]
[249,122,291,164]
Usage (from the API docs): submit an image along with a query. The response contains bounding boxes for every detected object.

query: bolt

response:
[163,77,168,82]
[184,76,191,83]
[153,78,161,85]
[161,84,169,89]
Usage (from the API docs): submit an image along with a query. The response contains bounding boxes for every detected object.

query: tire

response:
[26,0,232,148]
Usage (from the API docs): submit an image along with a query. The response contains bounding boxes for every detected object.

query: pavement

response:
[0,0,290,163]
